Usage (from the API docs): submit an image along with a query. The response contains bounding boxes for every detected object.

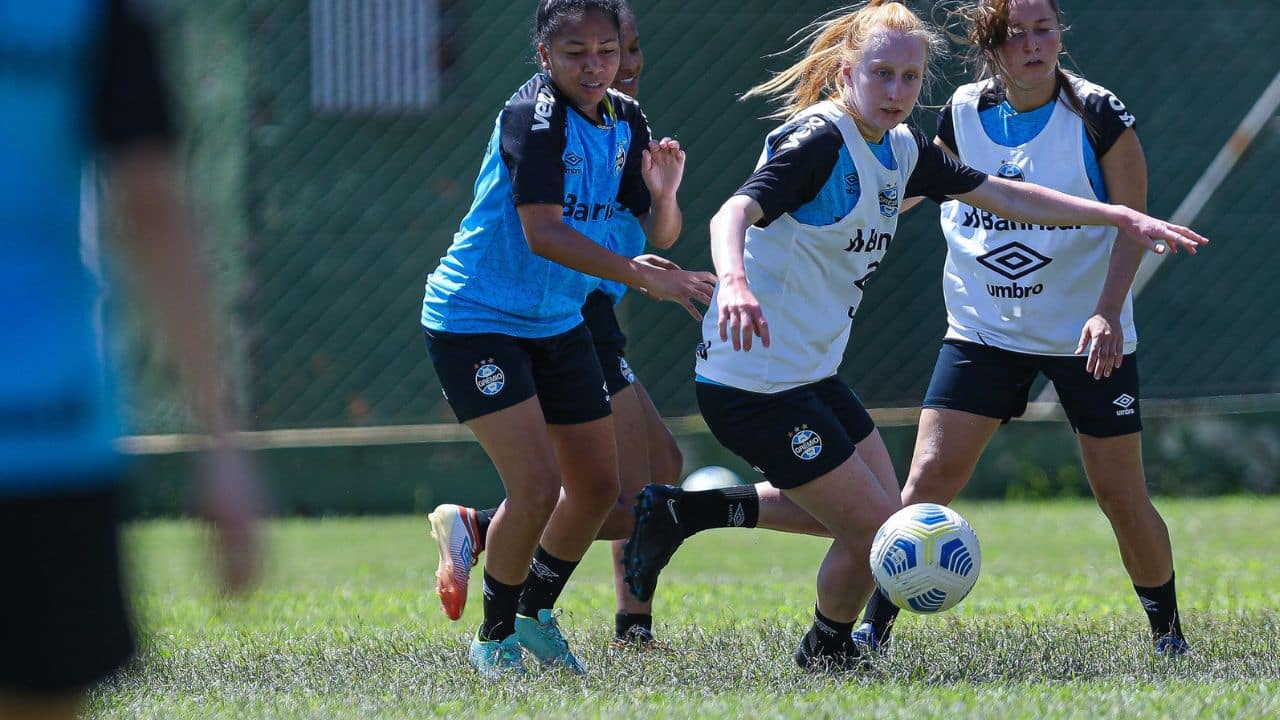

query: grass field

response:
[90,497,1280,719]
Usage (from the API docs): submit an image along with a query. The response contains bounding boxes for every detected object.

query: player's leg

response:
[608,378,662,647]
[511,324,619,673]
[784,451,898,670]
[461,397,564,675]
[0,695,83,720]
[0,485,135,720]
[856,341,1023,649]
[425,329,568,675]
[1049,353,1187,654]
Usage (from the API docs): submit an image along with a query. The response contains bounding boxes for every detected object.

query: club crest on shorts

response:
[789,424,823,461]
[474,359,505,396]
[997,161,1025,181]
[619,356,636,384]
[878,183,899,218]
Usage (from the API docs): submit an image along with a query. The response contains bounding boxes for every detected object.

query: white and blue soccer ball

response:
[869,503,981,614]
[681,465,743,491]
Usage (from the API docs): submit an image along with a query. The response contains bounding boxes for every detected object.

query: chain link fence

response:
[119,0,1280,437]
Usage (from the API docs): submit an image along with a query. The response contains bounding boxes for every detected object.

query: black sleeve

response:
[935,104,958,155]
[904,127,987,201]
[735,116,843,227]
[1079,86,1137,158]
[94,0,175,150]
[614,93,653,216]
[499,77,566,206]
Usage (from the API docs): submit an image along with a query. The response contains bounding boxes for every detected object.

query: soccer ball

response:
[681,465,743,491]
[869,503,981,614]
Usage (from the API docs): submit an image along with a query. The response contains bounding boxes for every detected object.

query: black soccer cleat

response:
[622,484,687,603]
[793,626,868,673]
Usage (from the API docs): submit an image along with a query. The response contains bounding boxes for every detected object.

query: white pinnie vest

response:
[696,102,919,393]
[939,79,1136,355]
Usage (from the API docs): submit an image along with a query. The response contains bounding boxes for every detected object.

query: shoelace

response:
[540,609,571,654]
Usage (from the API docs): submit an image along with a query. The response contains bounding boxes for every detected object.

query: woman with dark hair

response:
[420,0,712,677]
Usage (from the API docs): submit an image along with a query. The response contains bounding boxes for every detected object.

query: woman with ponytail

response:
[852,0,1192,658]
[624,0,1204,671]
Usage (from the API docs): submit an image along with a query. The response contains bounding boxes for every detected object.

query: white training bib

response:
[697,102,919,393]
[938,79,1136,355]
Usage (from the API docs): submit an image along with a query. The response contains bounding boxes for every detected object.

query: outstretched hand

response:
[642,138,685,199]
[1119,210,1207,255]
[635,253,715,321]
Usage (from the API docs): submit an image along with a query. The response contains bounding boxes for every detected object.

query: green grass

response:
[90,498,1280,719]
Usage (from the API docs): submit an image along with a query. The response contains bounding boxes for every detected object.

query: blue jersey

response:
[0,0,173,494]
[422,73,652,336]
[596,207,646,304]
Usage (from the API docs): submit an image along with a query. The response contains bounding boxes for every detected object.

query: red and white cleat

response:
[427,504,481,620]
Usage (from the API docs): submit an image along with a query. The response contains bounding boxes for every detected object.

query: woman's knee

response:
[904,450,970,504]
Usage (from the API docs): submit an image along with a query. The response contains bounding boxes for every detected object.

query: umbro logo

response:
[977,241,1053,280]
[1113,393,1136,416]
[1140,596,1159,613]
[530,559,559,581]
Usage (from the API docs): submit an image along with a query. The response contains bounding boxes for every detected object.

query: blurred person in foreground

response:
[0,1,261,718]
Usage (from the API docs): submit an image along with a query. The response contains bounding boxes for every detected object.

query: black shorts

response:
[923,340,1142,438]
[581,290,636,395]
[424,323,611,425]
[696,376,875,489]
[0,482,135,695]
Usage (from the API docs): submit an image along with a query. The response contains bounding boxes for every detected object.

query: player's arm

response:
[617,102,681,250]
[712,117,839,351]
[638,138,683,250]
[517,203,711,319]
[98,0,259,593]
[509,91,709,317]
[1079,124,1148,377]
[709,195,767,351]
[952,175,1203,254]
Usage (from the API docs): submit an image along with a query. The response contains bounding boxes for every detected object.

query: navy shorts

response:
[696,376,875,489]
[581,290,636,395]
[1,482,135,695]
[923,340,1142,438]
[424,323,611,425]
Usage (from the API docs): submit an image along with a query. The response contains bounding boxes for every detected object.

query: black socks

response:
[475,507,497,551]
[516,546,580,617]
[860,588,901,645]
[679,485,760,537]
[478,571,521,641]
[1135,572,1184,641]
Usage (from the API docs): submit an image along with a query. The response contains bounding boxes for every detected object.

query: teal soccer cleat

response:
[515,609,587,674]
[469,632,525,678]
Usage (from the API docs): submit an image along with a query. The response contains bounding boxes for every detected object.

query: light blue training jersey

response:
[421,74,652,336]
[0,0,171,493]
